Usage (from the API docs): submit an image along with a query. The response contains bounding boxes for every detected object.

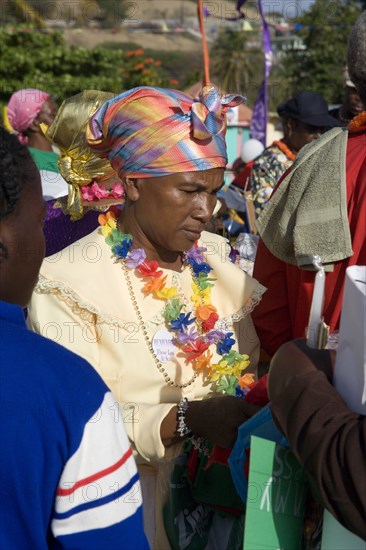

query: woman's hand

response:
[161,396,260,449]
[185,396,260,449]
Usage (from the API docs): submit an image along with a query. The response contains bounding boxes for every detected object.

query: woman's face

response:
[125,168,225,252]
[29,98,58,134]
[38,98,58,127]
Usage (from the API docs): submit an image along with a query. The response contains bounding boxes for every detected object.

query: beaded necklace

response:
[272,140,296,161]
[99,210,251,395]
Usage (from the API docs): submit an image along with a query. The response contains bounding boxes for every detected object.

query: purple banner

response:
[235,0,273,145]
[249,0,273,145]
[204,0,272,145]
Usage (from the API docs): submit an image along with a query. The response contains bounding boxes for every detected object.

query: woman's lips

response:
[182,228,203,239]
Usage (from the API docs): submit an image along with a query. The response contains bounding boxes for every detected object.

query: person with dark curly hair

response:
[0,127,148,549]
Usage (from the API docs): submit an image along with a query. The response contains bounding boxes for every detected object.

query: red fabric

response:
[205,445,231,468]
[252,128,366,356]
[187,446,200,480]
[204,502,243,517]
[244,374,269,407]
[187,446,243,516]
[231,160,254,190]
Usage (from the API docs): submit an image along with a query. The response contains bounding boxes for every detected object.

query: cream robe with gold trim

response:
[28,229,265,549]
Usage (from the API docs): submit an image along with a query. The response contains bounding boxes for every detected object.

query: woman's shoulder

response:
[35,228,126,323]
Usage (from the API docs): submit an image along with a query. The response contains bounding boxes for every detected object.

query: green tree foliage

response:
[211,29,262,98]
[282,0,362,104]
[143,48,203,90]
[0,25,167,117]
[101,42,204,90]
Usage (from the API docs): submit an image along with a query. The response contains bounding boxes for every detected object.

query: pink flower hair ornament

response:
[81,182,125,202]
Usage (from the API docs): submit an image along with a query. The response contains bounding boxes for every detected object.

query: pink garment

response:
[7,89,49,142]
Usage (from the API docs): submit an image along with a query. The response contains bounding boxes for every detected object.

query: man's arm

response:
[52,391,148,549]
[268,341,366,541]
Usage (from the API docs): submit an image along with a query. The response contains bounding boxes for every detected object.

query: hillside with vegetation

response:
[1,0,362,117]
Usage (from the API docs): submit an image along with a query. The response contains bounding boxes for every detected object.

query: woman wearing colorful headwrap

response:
[28,86,265,549]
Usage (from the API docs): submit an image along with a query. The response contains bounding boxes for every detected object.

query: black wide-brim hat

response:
[277,91,341,127]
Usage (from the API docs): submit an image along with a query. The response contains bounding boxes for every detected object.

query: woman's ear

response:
[123,177,140,201]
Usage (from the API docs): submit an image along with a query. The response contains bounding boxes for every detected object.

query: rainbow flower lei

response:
[99,210,253,395]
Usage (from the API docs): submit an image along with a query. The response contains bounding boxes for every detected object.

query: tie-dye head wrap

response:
[7,88,50,143]
[86,86,243,179]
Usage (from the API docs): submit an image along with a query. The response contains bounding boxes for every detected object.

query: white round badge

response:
[152,329,175,363]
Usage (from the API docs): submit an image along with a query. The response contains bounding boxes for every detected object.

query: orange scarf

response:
[272,140,296,161]
[348,111,366,132]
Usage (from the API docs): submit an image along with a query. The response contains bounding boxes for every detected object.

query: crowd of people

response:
[0,10,365,550]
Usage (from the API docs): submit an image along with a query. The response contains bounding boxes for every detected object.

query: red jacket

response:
[252,126,366,356]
